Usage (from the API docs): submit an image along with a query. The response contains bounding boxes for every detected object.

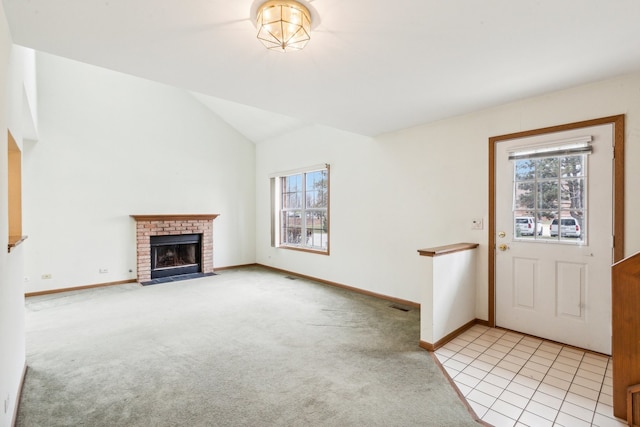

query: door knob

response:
[498,231,506,238]
[498,244,509,251]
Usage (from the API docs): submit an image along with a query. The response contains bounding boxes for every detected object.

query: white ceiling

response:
[4,0,640,141]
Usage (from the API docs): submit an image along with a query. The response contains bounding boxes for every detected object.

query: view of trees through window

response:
[280,168,328,251]
[513,154,586,242]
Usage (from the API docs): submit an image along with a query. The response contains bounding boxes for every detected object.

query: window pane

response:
[306,190,325,208]
[536,157,559,179]
[515,160,535,181]
[514,214,539,239]
[305,211,327,249]
[306,170,323,187]
[537,181,558,210]
[552,173,586,242]
[305,189,316,208]
[561,155,585,178]
[560,178,585,211]
[290,175,302,191]
[281,211,302,245]
[283,193,300,209]
[514,182,534,210]
[554,214,585,242]
[306,170,327,209]
[282,175,302,209]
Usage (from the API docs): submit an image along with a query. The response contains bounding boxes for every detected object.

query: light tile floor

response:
[433,324,627,427]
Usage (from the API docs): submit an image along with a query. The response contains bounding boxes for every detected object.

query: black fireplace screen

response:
[150,234,201,279]
[155,244,197,268]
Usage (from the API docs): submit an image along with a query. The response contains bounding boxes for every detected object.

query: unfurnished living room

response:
[2,1,640,426]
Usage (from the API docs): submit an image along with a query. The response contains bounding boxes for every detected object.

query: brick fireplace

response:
[131,214,219,283]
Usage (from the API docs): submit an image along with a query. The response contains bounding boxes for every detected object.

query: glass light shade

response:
[256,0,311,52]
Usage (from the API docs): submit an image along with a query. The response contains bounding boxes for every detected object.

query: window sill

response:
[279,245,330,256]
[8,235,28,253]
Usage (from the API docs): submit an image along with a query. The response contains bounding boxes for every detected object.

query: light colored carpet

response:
[17,266,477,426]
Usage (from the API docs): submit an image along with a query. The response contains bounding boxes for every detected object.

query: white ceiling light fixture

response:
[256,0,311,52]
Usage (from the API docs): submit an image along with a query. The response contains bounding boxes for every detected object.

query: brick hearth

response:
[131,214,219,283]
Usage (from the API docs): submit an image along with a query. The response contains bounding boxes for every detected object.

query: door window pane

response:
[537,182,558,210]
[536,157,559,179]
[515,182,534,210]
[561,156,585,177]
[513,154,586,243]
[515,160,535,181]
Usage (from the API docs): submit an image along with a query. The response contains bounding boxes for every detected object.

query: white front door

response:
[495,123,614,355]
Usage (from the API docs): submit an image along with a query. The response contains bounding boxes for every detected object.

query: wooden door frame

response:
[488,115,625,327]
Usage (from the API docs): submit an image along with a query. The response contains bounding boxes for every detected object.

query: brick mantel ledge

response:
[130,214,219,221]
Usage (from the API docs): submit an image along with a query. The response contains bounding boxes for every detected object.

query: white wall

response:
[21,47,37,141]
[255,122,487,304]
[0,8,33,427]
[421,249,477,345]
[256,72,640,319]
[256,124,432,302]
[23,53,256,293]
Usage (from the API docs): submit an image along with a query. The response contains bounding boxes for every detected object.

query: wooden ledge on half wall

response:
[417,242,479,257]
[8,235,27,252]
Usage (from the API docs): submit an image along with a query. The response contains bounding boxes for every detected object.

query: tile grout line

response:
[507,338,563,426]
[491,334,540,423]
[444,326,620,427]
[457,329,563,425]
[463,329,541,423]
[590,357,611,425]
[553,346,586,426]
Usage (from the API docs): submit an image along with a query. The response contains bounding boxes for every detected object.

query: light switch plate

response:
[472,218,483,230]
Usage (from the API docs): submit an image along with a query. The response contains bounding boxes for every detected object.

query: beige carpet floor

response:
[17,266,477,426]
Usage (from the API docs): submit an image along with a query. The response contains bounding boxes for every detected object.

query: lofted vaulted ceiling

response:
[4,0,640,141]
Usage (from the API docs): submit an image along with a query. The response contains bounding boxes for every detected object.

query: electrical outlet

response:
[41,273,52,279]
[471,218,483,230]
[99,268,108,274]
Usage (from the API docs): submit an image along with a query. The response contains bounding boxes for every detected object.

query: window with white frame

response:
[272,164,329,253]
[509,137,590,243]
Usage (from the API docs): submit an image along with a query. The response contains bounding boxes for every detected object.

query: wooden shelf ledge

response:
[8,235,28,252]
[417,242,479,257]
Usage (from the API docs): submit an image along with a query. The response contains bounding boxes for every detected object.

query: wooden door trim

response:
[488,115,625,327]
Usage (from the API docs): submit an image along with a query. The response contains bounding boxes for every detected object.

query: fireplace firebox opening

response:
[150,234,202,279]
